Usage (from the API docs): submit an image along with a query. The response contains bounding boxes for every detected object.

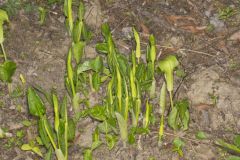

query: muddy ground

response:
[0,0,240,159]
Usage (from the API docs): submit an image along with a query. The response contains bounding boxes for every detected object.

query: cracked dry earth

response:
[1,0,240,159]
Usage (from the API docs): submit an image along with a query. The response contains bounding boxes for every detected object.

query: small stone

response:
[10,105,16,110]
[122,27,133,39]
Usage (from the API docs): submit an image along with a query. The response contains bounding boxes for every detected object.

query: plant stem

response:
[158,114,164,144]
[169,91,174,109]
[7,83,12,95]
[1,43,7,61]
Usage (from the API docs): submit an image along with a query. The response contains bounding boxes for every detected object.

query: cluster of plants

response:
[1,1,240,160]
[20,1,191,159]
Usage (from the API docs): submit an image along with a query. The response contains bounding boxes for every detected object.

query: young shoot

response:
[158,82,166,144]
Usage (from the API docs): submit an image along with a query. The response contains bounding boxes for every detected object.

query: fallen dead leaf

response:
[140,21,150,36]
[180,25,207,33]
[167,15,196,24]
[195,103,213,111]
[229,30,240,41]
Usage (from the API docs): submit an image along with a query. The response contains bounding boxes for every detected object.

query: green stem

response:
[169,91,174,109]
[1,43,7,61]
[7,83,12,95]
[43,119,57,150]
[64,111,68,160]
[158,114,164,144]
[70,79,75,97]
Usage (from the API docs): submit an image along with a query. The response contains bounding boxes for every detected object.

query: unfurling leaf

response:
[133,27,141,63]
[38,7,47,25]
[53,93,60,133]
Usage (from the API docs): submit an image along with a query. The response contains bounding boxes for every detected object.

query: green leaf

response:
[133,27,140,62]
[149,34,156,63]
[55,148,65,160]
[58,120,66,155]
[72,41,85,64]
[168,106,178,130]
[44,147,53,160]
[0,9,9,43]
[172,137,185,157]
[90,56,103,72]
[98,120,112,133]
[176,99,190,130]
[149,78,156,98]
[159,82,166,141]
[215,139,240,154]
[0,61,17,83]
[143,100,151,129]
[83,149,92,160]
[72,20,83,43]
[89,105,106,121]
[21,144,32,151]
[91,140,102,151]
[53,93,60,133]
[227,156,240,160]
[128,131,136,144]
[196,131,208,140]
[21,144,43,157]
[158,55,179,92]
[115,112,128,145]
[36,136,43,145]
[96,43,108,54]
[21,120,32,127]
[159,82,166,113]
[117,54,129,76]
[78,1,85,21]
[77,61,91,74]
[60,96,67,120]
[32,146,43,157]
[64,0,73,33]
[43,117,57,150]
[67,48,75,96]
[32,84,52,106]
[38,7,47,25]
[82,23,92,41]
[176,68,186,78]
[67,118,75,141]
[38,118,51,148]
[92,72,101,91]
[101,23,111,39]
[0,9,9,22]
[0,128,5,138]
[177,99,189,120]
[106,134,118,150]
[0,22,4,44]
[234,135,240,148]
[27,87,45,117]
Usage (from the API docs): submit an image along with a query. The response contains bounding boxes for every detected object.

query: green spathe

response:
[158,55,179,92]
